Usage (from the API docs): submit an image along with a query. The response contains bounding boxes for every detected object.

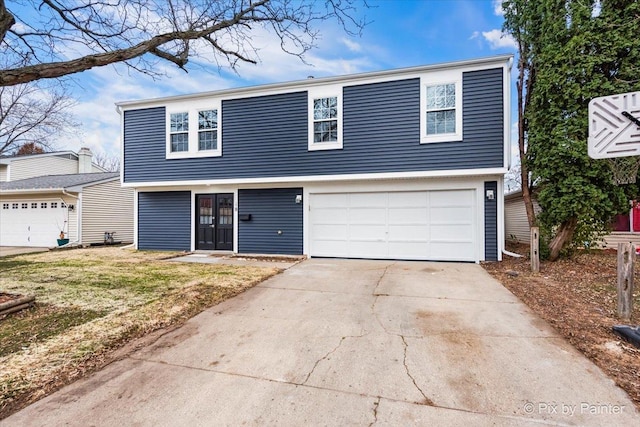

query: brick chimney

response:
[78,147,93,173]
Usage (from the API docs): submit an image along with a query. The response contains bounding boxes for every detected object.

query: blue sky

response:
[57,0,515,159]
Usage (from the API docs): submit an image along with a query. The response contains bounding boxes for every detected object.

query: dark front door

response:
[196,194,233,250]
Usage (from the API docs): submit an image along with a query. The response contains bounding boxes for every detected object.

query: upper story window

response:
[308,86,343,151]
[420,71,462,144]
[166,100,222,159]
[198,110,218,151]
[169,112,189,152]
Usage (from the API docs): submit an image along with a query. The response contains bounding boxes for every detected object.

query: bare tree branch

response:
[0,81,79,154]
[0,0,369,86]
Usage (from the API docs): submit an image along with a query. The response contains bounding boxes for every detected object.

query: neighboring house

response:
[505,190,640,249]
[118,55,512,262]
[0,148,105,182]
[0,150,134,247]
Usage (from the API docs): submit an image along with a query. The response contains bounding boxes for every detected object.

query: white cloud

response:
[482,29,517,50]
[493,0,504,16]
[469,31,480,40]
[341,38,363,53]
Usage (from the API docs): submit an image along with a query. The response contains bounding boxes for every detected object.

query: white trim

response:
[166,99,222,159]
[307,85,343,151]
[420,70,463,144]
[117,55,513,110]
[497,176,505,261]
[121,167,507,188]
[133,189,139,249]
[77,192,83,245]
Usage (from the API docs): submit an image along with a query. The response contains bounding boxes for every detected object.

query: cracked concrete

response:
[4,258,639,426]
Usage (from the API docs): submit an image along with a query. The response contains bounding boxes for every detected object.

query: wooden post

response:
[531,227,540,273]
[617,243,635,321]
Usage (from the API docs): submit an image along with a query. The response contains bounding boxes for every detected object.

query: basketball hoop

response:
[606,156,640,185]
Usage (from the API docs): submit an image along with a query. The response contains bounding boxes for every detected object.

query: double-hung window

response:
[169,112,189,152]
[198,110,218,151]
[308,87,343,151]
[166,100,222,158]
[420,72,462,144]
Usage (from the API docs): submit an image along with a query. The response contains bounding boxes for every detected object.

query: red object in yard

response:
[633,201,640,232]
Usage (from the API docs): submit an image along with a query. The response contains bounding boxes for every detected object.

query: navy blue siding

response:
[238,188,303,255]
[123,68,503,183]
[484,181,498,261]
[138,191,191,250]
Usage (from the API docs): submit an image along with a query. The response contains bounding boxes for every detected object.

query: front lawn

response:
[0,247,279,418]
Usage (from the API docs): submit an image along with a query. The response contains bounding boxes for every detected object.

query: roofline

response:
[116,54,514,109]
[0,150,77,164]
[0,175,119,193]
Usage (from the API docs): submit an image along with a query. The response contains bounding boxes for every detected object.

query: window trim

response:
[308,86,343,151]
[166,99,222,159]
[420,71,463,144]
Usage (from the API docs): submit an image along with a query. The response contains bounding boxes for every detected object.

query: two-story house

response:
[0,149,134,247]
[118,55,512,262]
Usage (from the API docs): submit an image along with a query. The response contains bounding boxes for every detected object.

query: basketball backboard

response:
[588,91,640,159]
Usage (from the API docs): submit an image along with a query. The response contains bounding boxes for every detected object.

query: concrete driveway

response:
[3,259,638,426]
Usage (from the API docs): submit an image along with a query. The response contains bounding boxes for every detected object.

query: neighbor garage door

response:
[0,200,67,247]
[309,190,476,261]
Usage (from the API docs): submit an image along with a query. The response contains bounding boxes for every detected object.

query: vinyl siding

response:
[123,68,504,183]
[138,191,191,250]
[238,188,303,255]
[505,195,542,243]
[81,180,134,244]
[484,181,498,261]
[9,156,79,180]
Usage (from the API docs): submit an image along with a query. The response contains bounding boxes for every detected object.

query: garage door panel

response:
[388,207,428,224]
[310,190,477,262]
[1,201,66,247]
[431,224,474,241]
[312,208,348,225]
[349,225,386,240]
[350,193,387,207]
[350,241,387,258]
[388,242,431,259]
[388,192,427,207]
[388,224,429,241]
[349,207,386,224]
[312,224,348,240]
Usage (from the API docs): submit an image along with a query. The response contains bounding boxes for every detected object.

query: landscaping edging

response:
[0,295,35,317]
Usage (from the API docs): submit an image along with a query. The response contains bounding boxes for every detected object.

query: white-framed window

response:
[198,109,218,151]
[21,203,28,209]
[61,202,67,208]
[169,112,189,153]
[31,202,37,209]
[12,203,18,209]
[41,202,47,209]
[166,99,222,159]
[51,202,58,208]
[420,71,463,144]
[2,203,8,209]
[308,86,343,151]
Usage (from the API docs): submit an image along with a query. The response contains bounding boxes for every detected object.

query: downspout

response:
[61,189,80,246]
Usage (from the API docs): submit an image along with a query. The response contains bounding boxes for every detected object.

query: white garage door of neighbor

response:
[0,201,67,247]
[310,190,477,261]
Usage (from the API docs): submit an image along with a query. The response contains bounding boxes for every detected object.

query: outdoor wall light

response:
[67,204,75,212]
[485,190,495,201]
[295,195,302,204]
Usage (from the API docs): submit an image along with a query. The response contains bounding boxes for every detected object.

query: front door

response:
[196,194,234,250]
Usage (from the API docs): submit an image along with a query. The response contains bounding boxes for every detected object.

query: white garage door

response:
[310,190,477,261]
[0,200,67,247]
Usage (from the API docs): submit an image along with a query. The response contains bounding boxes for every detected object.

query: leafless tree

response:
[0,82,78,155]
[0,0,369,87]
[93,150,120,171]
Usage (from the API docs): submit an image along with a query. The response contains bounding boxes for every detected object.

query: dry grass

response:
[0,247,279,418]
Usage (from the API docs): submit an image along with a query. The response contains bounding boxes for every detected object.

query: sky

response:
[47,0,517,160]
